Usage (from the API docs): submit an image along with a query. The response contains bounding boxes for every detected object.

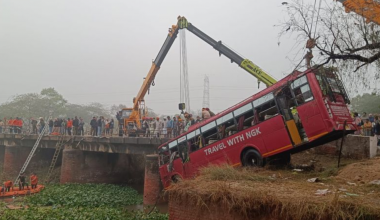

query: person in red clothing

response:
[4,180,13,192]
[8,117,14,133]
[30,173,38,189]
[15,117,23,134]
[67,118,73,135]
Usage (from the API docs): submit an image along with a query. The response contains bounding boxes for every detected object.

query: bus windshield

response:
[316,70,350,104]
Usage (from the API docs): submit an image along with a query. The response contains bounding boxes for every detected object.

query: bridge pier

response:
[143,154,161,205]
[61,148,145,184]
[3,145,29,179]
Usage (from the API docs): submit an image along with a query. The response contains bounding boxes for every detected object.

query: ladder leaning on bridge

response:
[14,116,51,186]
[44,134,66,183]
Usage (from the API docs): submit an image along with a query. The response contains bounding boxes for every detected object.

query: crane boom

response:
[133,16,276,110]
[123,16,277,136]
[179,17,277,87]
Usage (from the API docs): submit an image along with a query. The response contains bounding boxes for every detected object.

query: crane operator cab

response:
[120,108,133,137]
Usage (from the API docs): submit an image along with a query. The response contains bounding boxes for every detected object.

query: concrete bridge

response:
[0,134,168,184]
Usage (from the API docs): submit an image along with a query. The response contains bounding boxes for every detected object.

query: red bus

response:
[158,69,355,188]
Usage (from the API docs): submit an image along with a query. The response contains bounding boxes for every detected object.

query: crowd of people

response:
[138,108,215,138]
[0,116,114,137]
[353,112,380,145]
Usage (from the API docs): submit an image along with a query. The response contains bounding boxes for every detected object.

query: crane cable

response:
[179,29,191,112]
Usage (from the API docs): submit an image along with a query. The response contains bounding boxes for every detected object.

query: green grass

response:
[1,184,168,220]
[26,183,142,208]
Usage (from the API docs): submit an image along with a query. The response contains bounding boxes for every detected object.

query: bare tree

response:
[279,0,380,94]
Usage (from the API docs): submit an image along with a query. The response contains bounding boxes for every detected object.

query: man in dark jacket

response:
[73,116,79,135]
[48,119,54,134]
[90,117,98,136]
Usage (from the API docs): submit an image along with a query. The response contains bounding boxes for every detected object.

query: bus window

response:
[177,136,189,163]
[168,140,178,153]
[201,121,218,146]
[216,112,235,139]
[233,103,254,131]
[158,145,170,166]
[316,71,350,104]
[253,93,279,122]
[291,76,313,105]
[187,129,202,152]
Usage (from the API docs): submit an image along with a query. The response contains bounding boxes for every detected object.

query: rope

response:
[310,0,318,37]
[313,0,323,39]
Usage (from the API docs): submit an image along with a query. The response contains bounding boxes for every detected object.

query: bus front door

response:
[276,87,303,146]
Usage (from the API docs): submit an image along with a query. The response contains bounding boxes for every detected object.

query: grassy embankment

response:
[167,152,380,220]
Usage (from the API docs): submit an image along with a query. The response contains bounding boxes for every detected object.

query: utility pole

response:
[202,75,210,108]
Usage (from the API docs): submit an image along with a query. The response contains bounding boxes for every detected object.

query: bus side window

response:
[233,103,254,131]
[253,93,279,122]
[168,140,179,158]
[216,112,235,139]
[291,76,314,105]
[178,141,189,163]
[159,145,170,165]
[187,129,202,152]
[201,121,218,146]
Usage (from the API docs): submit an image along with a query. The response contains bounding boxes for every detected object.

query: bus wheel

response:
[242,149,263,167]
[171,175,182,183]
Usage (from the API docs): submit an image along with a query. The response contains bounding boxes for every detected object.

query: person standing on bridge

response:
[8,117,14,134]
[73,116,79,135]
[38,117,46,134]
[154,117,160,138]
[90,117,97,136]
[0,119,3,134]
[48,118,53,134]
[166,116,173,138]
[31,118,38,134]
[67,118,73,136]
[172,116,178,137]
[109,119,114,136]
[78,118,85,136]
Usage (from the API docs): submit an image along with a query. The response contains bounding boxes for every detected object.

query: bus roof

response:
[158,69,312,149]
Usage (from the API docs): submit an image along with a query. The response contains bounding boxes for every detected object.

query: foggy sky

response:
[0,0,301,116]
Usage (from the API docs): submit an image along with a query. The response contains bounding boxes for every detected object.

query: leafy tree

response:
[0,89,111,124]
[351,93,380,114]
[279,0,380,94]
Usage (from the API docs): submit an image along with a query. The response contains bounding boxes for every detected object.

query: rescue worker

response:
[8,117,14,133]
[67,118,73,135]
[30,173,38,189]
[19,172,28,190]
[14,117,23,134]
[4,180,13,192]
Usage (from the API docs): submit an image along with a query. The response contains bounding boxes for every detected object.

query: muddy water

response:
[127,183,169,214]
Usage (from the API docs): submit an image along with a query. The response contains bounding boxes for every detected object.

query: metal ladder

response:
[14,122,49,185]
[44,134,65,183]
